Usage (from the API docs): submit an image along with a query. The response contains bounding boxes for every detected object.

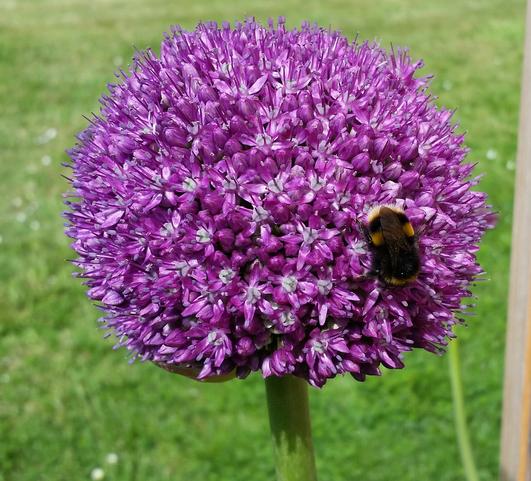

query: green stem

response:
[449,338,480,481]
[265,375,318,481]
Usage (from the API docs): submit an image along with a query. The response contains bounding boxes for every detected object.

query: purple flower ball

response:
[65,18,495,387]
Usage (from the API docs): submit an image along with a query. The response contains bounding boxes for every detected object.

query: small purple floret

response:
[65,18,495,387]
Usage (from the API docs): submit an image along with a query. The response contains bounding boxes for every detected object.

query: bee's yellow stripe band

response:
[370,231,384,246]
[402,222,415,238]
[386,274,418,286]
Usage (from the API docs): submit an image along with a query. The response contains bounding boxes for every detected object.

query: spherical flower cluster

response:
[65,18,495,387]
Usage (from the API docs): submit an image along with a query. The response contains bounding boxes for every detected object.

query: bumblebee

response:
[364,205,420,286]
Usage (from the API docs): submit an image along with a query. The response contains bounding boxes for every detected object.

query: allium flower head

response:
[65,18,495,387]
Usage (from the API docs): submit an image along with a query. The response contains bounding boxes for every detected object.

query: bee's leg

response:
[355,219,372,246]
[354,219,379,282]
[367,248,384,280]
[413,213,437,238]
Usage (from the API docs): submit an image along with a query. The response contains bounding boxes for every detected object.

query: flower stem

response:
[449,338,480,481]
[265,375,318,481]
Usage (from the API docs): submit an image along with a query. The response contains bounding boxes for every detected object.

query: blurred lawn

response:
[0,0,524,480]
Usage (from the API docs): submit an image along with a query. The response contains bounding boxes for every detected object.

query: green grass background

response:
[0,0,524,479]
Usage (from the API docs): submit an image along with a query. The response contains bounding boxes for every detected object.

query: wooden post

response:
[500,1,531,480]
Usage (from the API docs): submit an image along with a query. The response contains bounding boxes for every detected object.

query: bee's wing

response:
[380,213,407,243]
[381,213,410,270]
